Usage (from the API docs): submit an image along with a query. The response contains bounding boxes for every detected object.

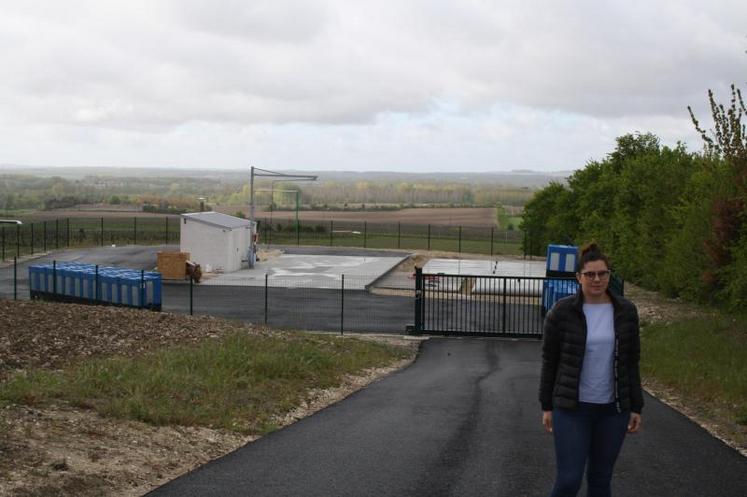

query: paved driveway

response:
[146,339,747,497]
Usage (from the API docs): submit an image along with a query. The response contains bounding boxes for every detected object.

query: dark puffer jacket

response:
[539,290,643,414]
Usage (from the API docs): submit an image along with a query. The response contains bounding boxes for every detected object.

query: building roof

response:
[181,212,254,230]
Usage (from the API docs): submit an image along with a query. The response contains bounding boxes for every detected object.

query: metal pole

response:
[264,273,268,325]
[414,267,423,334]
[249,166,256,268]
[295,190,300,232]
[16,224,20,257]
[13,256,17,300]
[53,260,57,296]
[94,264,99,304]
[296,217,300,246]
[340,274,344,335]
[1,227,4,261]
[140,269,145,309]
[330,220,334,246]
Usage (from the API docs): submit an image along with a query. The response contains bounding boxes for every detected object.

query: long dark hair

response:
[577,242,610,273]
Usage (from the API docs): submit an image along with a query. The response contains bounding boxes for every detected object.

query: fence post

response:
[134,217,137,245]
[340,274,344,335]
[43,221,47,252]
[397,222,401,249]
[363,221,367,248]
[414,267,423,334]
[490,227,494,257]
[501,277,507,333]
[296,219,300,246]
[16,224,20,258]
[264,273,268,325]
[189,274,193,316]
[55,219,59,249]
[53,260,57,296]
[329,220,333,246]
[94,264,99,304]
[458,226,462,253]
[13,256,17,300]
[427,224,431,251]
[101,217,105,247]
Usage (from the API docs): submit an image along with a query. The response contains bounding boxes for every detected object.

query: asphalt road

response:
[147,339,747,497]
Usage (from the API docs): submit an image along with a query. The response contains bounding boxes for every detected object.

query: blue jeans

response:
[549,402,629,497]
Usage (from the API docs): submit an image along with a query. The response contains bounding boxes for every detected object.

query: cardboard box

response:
[157,251,190,279]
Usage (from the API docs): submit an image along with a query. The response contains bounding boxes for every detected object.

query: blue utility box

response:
[29,262,162,311]
[542,244,579,314]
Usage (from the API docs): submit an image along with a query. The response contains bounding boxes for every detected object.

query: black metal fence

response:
[413,268,578,338]
[0,216,525,261]
[0,217,178,260]
[165,274,414,334]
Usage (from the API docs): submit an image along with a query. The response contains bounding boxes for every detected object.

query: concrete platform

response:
[422,258,546,277]
[200,254,409,290]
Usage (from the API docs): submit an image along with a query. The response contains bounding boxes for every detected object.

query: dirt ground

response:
[219,206,499,227]
[0,300,420,497]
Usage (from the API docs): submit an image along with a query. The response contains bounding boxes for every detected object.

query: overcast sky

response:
[0,0,745,173]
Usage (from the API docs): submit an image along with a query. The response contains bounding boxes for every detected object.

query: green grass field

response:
[0,332,412,434]
[641,311,747,427]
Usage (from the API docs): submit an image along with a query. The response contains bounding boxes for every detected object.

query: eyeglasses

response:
[581,270,611,280]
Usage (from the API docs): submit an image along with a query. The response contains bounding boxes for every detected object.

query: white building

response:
[180,212,256,273]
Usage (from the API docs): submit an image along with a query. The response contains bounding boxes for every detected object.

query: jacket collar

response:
[572,288,622,313]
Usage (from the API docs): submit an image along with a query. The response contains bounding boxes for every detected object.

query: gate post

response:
[414,266,424,334]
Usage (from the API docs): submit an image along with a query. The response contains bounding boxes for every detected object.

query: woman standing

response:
[539,243,643,497]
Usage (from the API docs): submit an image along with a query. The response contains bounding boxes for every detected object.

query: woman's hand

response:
[542,411,553,433]
[628,413,642,433]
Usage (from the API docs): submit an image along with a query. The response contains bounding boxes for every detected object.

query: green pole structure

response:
[16,224,20,257]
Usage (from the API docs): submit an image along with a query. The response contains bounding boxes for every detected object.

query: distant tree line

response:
[1,173,534,213]
[521,85,747,308]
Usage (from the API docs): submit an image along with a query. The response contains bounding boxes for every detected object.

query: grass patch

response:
[0,332,412,434]
[640,311,747,425]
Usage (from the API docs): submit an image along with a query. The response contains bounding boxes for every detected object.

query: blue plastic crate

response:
[546,244,577,276]
[28,262,162,310]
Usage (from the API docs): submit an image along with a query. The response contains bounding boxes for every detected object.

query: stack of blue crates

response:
[29,262,162,310]
[542,244,579,314]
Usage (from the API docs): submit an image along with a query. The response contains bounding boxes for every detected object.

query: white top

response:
[579,303,615,404]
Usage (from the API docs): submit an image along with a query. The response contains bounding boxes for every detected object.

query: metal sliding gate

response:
[412,267,578,338]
